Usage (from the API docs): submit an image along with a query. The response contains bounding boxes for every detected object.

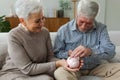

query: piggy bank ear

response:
[67,57,71,60]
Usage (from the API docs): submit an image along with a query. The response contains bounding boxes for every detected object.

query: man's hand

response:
[70,45,92,58]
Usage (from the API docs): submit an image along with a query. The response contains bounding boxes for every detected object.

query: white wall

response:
[0,0,16,16]
[0,0,120,30]
[41,0,59,17]
[93,0,106,24]
[105,0,120,30]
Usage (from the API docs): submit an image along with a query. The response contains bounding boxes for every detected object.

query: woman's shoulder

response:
[9,25,21,36]
[8,24,27,39]
[40,27,50,37]
[41,27,49,33]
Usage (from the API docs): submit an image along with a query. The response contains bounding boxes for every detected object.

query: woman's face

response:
[24,12,45,32]
[76,16,94,32]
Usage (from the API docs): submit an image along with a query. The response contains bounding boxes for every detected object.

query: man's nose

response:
[81,23,86,28]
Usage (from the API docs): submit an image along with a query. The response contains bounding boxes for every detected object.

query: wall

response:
[0,0,16,16]
[42,0,74,19]
[41,0,59,17]
[105,0,120,30]
[0,0,120,30]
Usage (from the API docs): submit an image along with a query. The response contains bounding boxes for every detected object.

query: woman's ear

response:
[19,18,26,26]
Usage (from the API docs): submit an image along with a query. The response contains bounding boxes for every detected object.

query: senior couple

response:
[0,0,117,80]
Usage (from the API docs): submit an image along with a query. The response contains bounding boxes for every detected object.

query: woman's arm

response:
[8,32,56,76]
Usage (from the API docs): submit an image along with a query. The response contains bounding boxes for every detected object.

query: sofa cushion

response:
[0,43,8,69]
[109,46,120,63]
[108,31,120,63]
[108,31,120,46]
[0,33,8,69]
[50,32,57,47]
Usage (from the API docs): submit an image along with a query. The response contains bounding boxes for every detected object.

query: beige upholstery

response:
[0,31,120,72]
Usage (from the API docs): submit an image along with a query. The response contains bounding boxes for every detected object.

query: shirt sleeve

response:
[54,29,69,59]
[8,32,56,76]
[91,25,116,61]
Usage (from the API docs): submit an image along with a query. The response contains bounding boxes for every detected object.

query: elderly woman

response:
[0,0,84,80]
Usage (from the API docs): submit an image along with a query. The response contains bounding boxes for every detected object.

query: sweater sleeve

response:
[46,32,60,62]
[8,31,56,76]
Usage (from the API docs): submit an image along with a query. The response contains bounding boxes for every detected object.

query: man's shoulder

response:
[94,20,107,30]
[58,19,75,33]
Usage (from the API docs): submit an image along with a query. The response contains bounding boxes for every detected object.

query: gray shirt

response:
[2,24,56,76]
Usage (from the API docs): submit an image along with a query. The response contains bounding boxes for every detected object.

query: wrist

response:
[85,47,92,56]
[88,48,92,56]
[55,60,61,68]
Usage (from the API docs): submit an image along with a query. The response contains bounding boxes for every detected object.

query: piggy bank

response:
[67,57,80,68]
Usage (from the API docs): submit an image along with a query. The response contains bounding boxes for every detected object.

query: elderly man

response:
[54,0,115,80]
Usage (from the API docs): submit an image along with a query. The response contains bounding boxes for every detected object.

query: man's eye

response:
[80,21,84,24]
[35,20,40,23]
[79,21,84,25]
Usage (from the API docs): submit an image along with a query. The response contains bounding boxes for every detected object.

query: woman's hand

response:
[55,59,84,72]
[65,59,84,72]
[55,59,68,68]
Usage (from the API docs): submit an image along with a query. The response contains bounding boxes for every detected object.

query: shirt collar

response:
[71,19,78,31]
[70,19,97,32]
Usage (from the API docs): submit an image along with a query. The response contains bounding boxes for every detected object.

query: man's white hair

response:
[14,0,43,20]
[77,0,99,19]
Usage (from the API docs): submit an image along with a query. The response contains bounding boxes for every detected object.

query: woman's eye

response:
[34,17,46,23]
[35,20,40,23]
[35,19,40,23]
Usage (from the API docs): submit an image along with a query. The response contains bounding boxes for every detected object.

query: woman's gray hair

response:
[14,0,43,20]
[77,0,99,19]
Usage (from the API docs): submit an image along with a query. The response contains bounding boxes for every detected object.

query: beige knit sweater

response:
[1,24,56,76]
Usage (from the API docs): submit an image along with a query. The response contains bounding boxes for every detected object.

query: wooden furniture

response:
[5,17,19,29]
[5,17,70,32]
[45,18,69,32]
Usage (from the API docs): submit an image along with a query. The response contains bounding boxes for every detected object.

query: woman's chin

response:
[34,27,42,32]
[35,29,41,32]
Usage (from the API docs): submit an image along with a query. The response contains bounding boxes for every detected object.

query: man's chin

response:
[80,29,87,32]
[80,28,90,32]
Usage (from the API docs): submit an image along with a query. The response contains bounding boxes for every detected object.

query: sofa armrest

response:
[0,43,8,69]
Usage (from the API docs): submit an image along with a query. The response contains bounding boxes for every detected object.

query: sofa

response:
[0,31,120,80]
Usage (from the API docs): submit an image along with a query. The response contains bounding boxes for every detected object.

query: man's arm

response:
[54,30,69,59]
[91,26,116,60]
[70,25,116,61]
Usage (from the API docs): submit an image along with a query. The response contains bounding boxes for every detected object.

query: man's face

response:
[76,16,94,32]
[23,12,45,33]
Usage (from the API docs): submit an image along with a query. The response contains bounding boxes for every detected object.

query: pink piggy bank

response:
[67,57,80,68]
